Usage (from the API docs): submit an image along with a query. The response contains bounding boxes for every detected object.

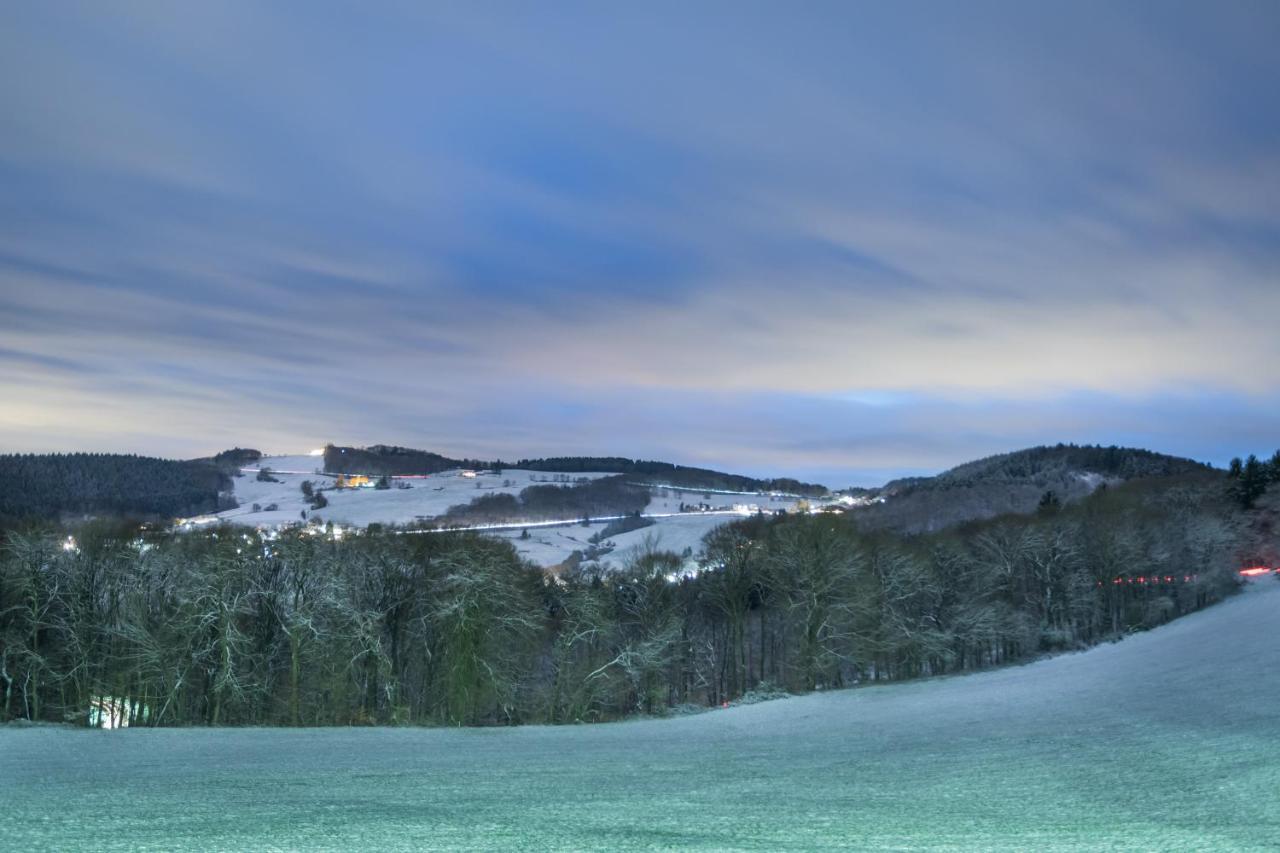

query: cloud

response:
[1,1,1277,482]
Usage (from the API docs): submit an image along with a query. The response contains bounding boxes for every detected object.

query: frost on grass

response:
[3,581,1278,851]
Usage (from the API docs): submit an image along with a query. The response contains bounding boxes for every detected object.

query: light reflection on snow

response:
[89,696,149,729]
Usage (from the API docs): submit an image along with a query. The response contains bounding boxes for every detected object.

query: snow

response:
[218,457,617,530]
[217,456,808,567]
[1074,471,1115,491]
[488,512,737,569]
[4,579,1277,850]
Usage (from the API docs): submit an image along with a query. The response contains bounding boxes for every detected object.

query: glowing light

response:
[308,448,325,457]
[62,536,78,553]
[1239,567,1274,577]
[89,695,148,729]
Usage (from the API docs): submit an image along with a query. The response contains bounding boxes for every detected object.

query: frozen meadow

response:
[3,579,1277,850]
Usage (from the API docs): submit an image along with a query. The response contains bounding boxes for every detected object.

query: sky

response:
[1,1,1278,487]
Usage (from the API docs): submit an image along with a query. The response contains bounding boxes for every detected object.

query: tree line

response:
[0,454,232,526]
[511,457,829,497]
[936,444,1212,485]
[1226,450,1280,509]
[441,476,651,526]
[0,469,1247,728]
[323,445,494,477]
[323,445,829,497]
[855,444,1218,534]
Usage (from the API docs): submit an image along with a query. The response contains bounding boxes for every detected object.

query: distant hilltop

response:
[0,442,1228,532]
[848,443,1216,534]
[321,444,830,497]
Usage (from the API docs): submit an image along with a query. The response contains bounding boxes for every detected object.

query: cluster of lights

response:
[1094,569,1278,585]
[1097,574,1197,587]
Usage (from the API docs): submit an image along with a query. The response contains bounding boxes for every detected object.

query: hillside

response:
[853,444,1216,533]
[5,579,1276,849]
[220,455,803,568]
[0,453,233,524]
[323,444,828,497]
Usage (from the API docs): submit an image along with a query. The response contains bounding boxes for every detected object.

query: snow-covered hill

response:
[5,578,1277,849]
[214,454,805,567]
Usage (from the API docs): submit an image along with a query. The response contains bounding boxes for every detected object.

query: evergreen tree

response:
[1233,455,1268,509]
[1037,490,1061,514]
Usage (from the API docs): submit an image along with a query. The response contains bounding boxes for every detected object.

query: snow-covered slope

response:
[218,455,806,567]
[490,511,738,568]
[219,456,617,527]
[5,579,1277,849]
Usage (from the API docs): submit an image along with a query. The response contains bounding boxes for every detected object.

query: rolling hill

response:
[852,443,1216,533]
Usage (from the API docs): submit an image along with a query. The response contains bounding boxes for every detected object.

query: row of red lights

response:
[1092,568,1277,587]
[1095,574,1198,587]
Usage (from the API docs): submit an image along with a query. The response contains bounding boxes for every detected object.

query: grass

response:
[3,581,1278,850]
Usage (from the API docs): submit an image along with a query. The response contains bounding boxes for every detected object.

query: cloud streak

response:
[1,1,1277,483]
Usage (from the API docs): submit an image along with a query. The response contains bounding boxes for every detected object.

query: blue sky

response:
[1,1,1277,486]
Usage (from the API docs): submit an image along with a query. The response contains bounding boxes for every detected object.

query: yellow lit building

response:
[335,474,372,489]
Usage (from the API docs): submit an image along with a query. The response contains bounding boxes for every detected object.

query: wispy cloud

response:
[1,1,1277,482]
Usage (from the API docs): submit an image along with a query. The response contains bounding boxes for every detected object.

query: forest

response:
[853,444,1222,533]
[0,464,1255,728]
[440,476,651,526]
[511,456,829,497]
[0,454,232,526]
[929,444,1212,485]
[323,445,494,477]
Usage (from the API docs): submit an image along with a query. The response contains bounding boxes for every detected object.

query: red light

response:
[1239,567,1273,577]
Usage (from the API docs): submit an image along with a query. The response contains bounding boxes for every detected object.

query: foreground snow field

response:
[4,580,1277,851]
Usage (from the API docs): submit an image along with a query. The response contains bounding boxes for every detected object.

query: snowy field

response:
[214,455,805,567]
[214,455,621,528]
[4,579,1277,851]
[489,512,741,568]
